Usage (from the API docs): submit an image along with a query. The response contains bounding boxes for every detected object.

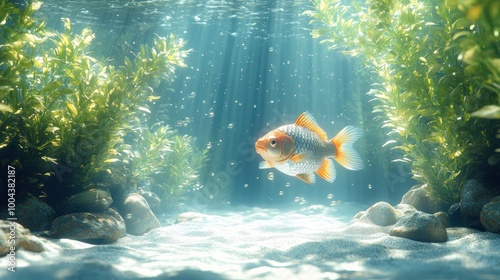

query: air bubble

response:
[267,172,274,181]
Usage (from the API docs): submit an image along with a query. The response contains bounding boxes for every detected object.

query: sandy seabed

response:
[1,203,500,280]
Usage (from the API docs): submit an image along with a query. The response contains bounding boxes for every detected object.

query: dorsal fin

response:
[295,112,327,140]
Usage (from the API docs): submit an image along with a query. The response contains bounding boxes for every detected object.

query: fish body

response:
[255,112,363,184]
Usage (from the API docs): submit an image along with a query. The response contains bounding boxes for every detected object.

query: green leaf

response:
[66,102,78,118]
[45,126,60,133]
[0,103,13,113]
[41,156,58,164]
[471,105,500,119]
[137,106,151,113]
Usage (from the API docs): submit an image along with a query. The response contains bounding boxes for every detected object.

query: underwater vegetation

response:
[0,0,206,210]
[305,0,500,207]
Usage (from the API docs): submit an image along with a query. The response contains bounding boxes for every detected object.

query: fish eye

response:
[269,138,278,147]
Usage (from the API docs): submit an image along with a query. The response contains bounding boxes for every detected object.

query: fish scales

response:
[276,124,333,176]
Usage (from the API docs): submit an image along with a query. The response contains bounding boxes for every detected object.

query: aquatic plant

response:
[305,0,500,207]
[110,124,208,209]
[0,0,201,207]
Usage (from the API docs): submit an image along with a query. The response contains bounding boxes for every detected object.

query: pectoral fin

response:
[259,161,274,169]
[290,153,306,163]
[296,173,316,184]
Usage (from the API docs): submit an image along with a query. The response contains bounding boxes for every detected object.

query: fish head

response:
[255,130,295,164]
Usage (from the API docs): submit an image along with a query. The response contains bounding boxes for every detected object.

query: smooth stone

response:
[7,192,55,231]
[104,208,127,240]
[137,189,161,212]
[401,184,440,214]
[460,179,498,223]
[433,211,450,228]
[49,212,126,243]
[390,211,448,243]
[394,203,417,215]
[121,193,160,235]
[0,221,44,256]
[480,196,500,234]
[56,188,113,214]
[357,202,399,226]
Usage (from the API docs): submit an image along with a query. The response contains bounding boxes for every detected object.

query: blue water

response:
[38,0,413,208]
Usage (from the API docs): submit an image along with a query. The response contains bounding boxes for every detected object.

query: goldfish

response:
[255,112,363,184]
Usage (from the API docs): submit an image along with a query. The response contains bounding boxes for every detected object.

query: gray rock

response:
[121,193,160,235]
[390,211,448,243]
[357,202,399,226]
[104,208,127,240]
[433,211,450,228]
[49,212,126,243]
[480,196,500,234]
[11,193,55,231]
[138,189,161,212]
[401,184,440,213]
[460,179,498,223]
[1,220,44,256]
[394,203,417,216]
[56,188,113,214]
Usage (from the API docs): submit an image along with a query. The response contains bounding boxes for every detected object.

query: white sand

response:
[2,203,500,280]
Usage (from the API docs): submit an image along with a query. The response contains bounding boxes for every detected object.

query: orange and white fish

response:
[255,112,363,184]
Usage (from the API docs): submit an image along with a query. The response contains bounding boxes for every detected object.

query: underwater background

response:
[34,0,414,209]
[1,0,500,279]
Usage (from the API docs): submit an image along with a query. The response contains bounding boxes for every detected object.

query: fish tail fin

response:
[330,126,364,170]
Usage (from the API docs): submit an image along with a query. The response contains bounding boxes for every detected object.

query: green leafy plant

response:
[0,0,204,209]
[109,124,208,209]
[305,0,500,207]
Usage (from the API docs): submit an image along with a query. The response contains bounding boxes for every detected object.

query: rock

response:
[394,203,417,216]
[1,220,44,256]
[433,211,450,228]
[480,196,500,234]
[6,192,55,231]
[56,188,113,214]
[401,184,440,214]
[137,189,161,212]
[121,193,160,235]
[390,211,448,243]
[104,208,127,239]
[357,202,399,226]
[49,212,126,243]
[460,179,499,225]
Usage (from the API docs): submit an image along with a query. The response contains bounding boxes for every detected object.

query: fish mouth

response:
[255,139,267,154]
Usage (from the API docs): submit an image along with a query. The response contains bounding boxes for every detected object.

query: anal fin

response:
[315,158,337,183]
[296,173,316,184]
